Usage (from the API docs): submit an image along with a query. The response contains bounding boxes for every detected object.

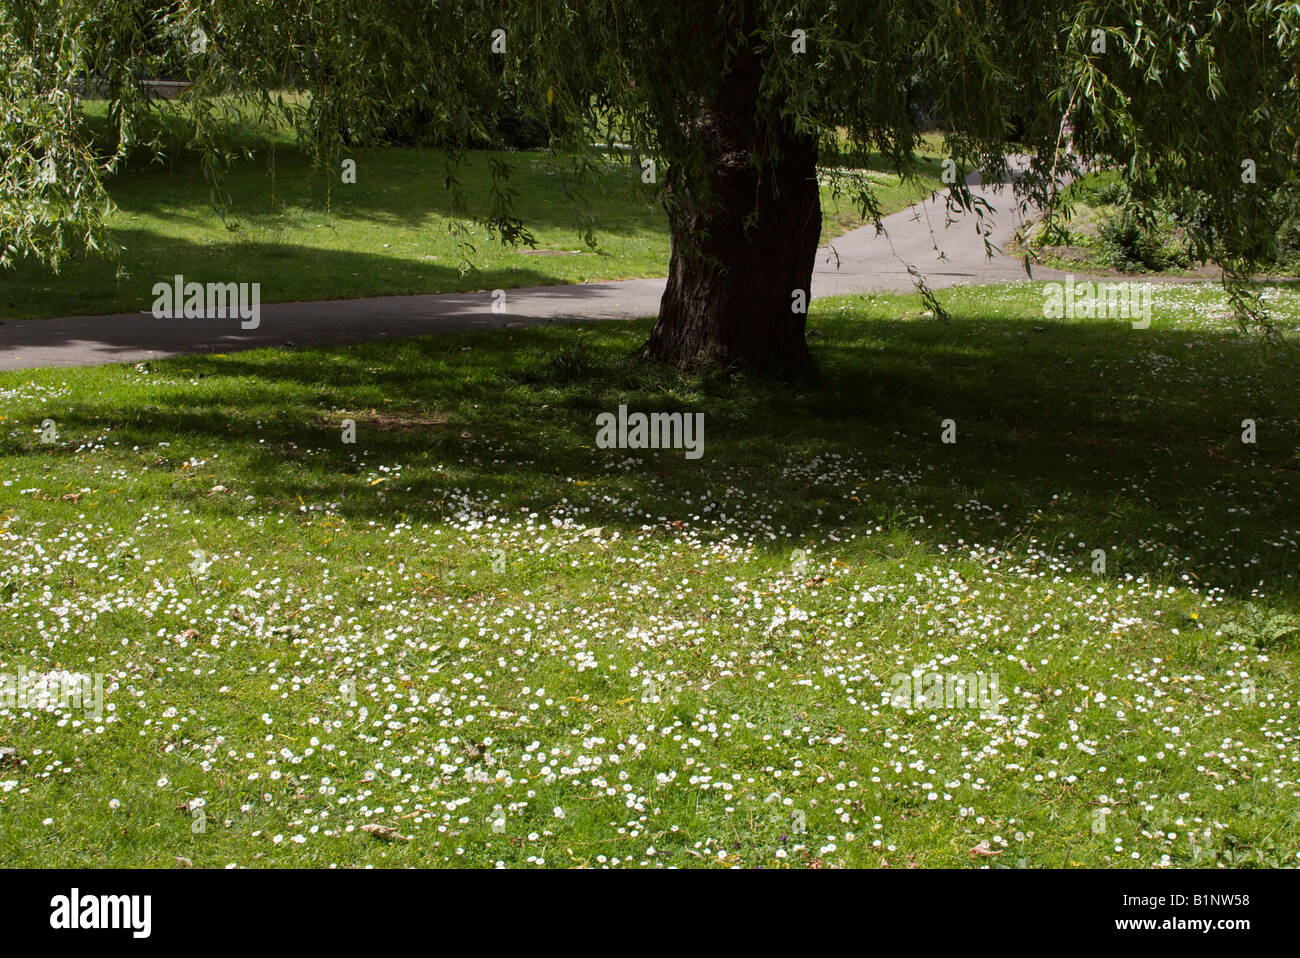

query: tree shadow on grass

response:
[25,308,1300,601]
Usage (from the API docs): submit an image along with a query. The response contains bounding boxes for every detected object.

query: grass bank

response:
[0,104,944,321]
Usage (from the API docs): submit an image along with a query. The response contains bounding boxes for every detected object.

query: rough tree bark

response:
[639,50,821,376]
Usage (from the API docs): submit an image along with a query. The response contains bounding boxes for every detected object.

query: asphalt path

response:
[0,164,1075,371]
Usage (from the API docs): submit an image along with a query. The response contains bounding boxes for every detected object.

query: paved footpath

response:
[0,166,1076,372]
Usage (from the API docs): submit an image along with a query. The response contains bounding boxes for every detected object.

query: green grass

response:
[3,281,1299,868]
[0,103,944,321]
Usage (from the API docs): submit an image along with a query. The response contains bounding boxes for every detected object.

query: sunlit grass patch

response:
[1,283,1297,867]
[1,102,943,321]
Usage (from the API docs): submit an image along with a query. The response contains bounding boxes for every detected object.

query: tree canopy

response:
[3,1,1298,369]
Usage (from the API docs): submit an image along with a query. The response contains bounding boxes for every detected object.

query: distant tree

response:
[3,1,1297,372]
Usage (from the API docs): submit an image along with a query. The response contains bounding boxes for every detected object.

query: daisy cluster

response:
[1,283,1297,867]
[1,440,1296,868]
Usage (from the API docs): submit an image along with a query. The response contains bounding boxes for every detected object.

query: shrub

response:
[1097,208,1164,271]
[1272,183,1300,272]
[1093,178,1129,206]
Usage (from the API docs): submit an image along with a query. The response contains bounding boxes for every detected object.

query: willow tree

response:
[3,1,1298,373]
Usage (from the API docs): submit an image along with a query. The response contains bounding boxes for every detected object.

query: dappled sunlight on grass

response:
[1,285,1297,867]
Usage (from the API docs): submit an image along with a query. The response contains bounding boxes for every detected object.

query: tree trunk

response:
[640,61,821,376]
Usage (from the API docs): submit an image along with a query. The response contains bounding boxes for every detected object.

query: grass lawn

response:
[0,104,944,321]
[2,282,1299,867]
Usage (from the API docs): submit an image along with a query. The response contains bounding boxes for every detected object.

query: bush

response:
[1097,208,1164,271]
[1093,178,1129,206]
[1068,170,1295,275]
[1273,184,1300,272]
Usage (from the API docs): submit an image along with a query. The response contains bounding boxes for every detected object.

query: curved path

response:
[0,165,1070,372]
